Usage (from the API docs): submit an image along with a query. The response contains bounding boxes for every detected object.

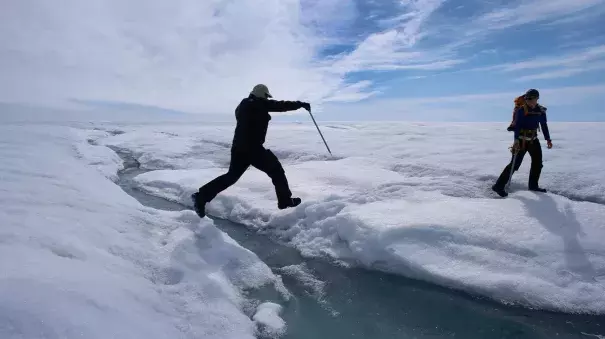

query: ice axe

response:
[307,108,332,156]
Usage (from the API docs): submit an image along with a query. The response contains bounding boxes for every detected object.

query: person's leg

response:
[198,152,250,201]
[527,139,546,192]
[250,148,300,208]
[193,151,250,217]
[493,148,526,196]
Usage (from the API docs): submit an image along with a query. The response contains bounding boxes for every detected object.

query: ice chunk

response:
[253,302,286,338]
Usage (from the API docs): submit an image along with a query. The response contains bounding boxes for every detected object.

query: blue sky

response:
[1,0,605,121]
[315,0,605,121]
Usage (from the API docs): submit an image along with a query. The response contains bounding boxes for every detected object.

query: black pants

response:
[495,139,543,189]
[198,147,292,203]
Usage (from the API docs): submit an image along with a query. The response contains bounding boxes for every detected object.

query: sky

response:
[1,0,604,121]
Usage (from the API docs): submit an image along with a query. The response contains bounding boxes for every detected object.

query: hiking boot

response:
[278,197,301,210]
[191,192,207,218]
[529,186,547,193]
[492,184,508,198]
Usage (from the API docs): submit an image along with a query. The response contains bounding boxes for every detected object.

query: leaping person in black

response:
[192,84,311,218]
[492,88,553,197]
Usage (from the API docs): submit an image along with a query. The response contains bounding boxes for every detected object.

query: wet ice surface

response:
[112,130,605,339]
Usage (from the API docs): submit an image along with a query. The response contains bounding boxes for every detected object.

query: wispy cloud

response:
[352,84,605,105]
[541,4,605,26]
[471,45,605,81]
[326,0,456,73]
[322,84,605,121]
[321,80,380,103]
[435,0,605,61]
[514,62,605,82]
[496,45,605,71]
[476,0,605,30]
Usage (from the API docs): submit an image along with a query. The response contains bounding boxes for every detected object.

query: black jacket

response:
[231,95,304,151]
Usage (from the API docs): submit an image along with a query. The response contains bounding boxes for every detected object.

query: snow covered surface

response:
[98,122,605,314]
[0,124,285,338]
[3,118,604,339]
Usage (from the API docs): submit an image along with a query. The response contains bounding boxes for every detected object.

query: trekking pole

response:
[506,148,519,191]
[307,108,332,156]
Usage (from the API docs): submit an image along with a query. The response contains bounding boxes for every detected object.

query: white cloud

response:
[0,0,373,113]
[322,80,380,102]
[324,0,455,73]
[0,0,465,114]
[1,0,602,117]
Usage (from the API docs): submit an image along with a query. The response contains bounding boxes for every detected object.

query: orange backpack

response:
[507,95,546,131]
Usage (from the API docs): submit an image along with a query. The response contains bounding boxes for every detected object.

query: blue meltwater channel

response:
[114,148,605,339]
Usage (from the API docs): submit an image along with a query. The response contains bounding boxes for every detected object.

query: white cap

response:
[250,84,272,98]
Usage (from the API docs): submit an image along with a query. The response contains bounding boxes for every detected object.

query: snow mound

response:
[98,127,230,170]
[72,128,124,181]
[132,159,605,314]
[0,125,286,339]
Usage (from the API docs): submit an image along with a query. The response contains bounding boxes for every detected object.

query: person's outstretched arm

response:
[265,100,310,112]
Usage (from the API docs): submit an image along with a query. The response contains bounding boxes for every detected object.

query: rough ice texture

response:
[0,124,283,339]
[100,122,605,314]
[253,302,286,338]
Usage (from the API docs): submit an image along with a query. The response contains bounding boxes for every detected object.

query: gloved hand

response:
[547,140,553,149]
[299,101,311,111]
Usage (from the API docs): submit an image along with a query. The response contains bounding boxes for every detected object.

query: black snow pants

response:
[197,147,292,204]
[494,138,543,189]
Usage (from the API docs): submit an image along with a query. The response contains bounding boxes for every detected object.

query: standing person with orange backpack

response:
[492,89,553,197]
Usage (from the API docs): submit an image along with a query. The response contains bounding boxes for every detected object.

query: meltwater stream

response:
[114,149,605,339]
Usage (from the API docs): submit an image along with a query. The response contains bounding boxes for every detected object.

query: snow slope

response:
[0,125,286,339]
[99,122,605,314]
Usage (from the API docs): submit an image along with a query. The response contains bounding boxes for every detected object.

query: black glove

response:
[299,101,311,111]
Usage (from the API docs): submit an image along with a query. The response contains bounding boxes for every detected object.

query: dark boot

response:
[278,197,302,209]
[191,192,207,218]
[249,149,299,209]
[492,185,508,198]
[493,163,513,197]
[529,186,547,193]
